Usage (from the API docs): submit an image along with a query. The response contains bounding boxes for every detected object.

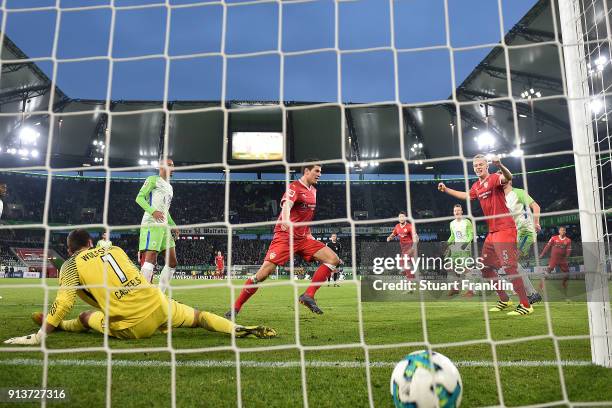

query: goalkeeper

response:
[4,229,276,345]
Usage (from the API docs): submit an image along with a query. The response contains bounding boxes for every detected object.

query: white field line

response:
[0,358,595,369]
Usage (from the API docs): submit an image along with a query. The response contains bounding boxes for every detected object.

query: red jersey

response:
[274,179,317,238]
[392,223,414,246]
[215,255,224,269]
[541,235,572,259]
[469,172,515,232]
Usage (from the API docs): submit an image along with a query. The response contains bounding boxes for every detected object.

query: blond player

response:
[4,229,276,344]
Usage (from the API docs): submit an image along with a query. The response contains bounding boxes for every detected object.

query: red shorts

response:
[549,258,569,273]
[264,233,326,265]
[482,228,517,270]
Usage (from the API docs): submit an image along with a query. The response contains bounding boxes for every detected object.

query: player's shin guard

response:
[233,278,259,312]
[481,267,509,302]
[305,263,335,298]
[59,318,87,333]
[198,311,233,334]
[159,266,175,294]
[141,262,155,284]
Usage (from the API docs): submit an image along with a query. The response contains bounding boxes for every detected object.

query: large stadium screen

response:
[231,132,283,160]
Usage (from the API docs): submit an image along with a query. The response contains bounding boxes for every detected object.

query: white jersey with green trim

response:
[96,239,112,249]
[140,175,173,226]
[450,219,471,243]
[505,189,535,233]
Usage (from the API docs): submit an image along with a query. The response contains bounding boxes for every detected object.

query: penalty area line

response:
[0,358,595,369]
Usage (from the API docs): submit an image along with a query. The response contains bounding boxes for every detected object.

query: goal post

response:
[558,0,612,367]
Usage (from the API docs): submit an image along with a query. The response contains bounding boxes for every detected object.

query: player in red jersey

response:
[215,251,224,278]
[438,154,533,316]
[539,226,572,291]
[225,160,340,317]
[386,211,419,279]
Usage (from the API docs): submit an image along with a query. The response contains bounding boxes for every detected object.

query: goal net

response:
[0,0,610,407]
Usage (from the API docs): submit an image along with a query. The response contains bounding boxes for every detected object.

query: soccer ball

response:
[390,350,462,408]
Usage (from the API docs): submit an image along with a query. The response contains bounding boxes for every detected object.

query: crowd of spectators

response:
[0,168,584,267]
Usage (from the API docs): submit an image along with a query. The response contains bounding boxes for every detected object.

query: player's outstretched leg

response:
[225,261,277,319]
[192,309,276,339]
[299,246,340,314]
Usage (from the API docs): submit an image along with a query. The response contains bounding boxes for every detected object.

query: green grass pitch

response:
[1,278,611,407]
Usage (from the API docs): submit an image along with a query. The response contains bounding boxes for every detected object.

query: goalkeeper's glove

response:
[4,330,44,345]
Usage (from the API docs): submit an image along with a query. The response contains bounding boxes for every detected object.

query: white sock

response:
[141,262,155,284]
[517,264,537,296]
[159,265,176,294]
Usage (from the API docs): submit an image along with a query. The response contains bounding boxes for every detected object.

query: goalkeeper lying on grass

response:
[5,229,276,345]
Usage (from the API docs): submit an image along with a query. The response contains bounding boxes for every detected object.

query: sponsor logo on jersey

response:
[287,189,296,198]
[269,251,276,259]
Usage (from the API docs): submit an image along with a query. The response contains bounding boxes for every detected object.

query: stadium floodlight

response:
[475,131,496,149]
[18,148,28,156]
[591,98,604,114]
[138,159,147,165]
[150,160,159,167]
[8,148,16,155]
[595,55,607,71]
[510,148,524,157]
[19,127,39,145]
[93,140,98,146]
[418,143,423,148]
[30,150,39,158]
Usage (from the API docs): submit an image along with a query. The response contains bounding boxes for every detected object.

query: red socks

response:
[482,267,510,302]
[305,264,334,298]
[504,266,530,307]
[233,278,259,312]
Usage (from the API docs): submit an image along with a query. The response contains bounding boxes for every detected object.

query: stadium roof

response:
[0,0,579,173]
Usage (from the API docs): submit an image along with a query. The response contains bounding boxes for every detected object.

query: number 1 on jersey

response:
[101,253,128,283]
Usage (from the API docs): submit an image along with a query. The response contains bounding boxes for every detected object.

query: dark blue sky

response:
[4,0,536,104]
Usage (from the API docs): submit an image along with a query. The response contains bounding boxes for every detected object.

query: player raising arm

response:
[136,159,179,294]
[4,229,276,345]
[226,160,340,317]
[438,154,533,316]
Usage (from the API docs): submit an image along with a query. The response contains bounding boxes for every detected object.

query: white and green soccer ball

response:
[390,350,462,408]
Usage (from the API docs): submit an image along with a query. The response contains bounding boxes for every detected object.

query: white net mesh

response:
[0,0,611,407]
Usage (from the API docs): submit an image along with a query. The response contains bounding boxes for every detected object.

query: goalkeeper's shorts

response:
[89,297,196,339]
